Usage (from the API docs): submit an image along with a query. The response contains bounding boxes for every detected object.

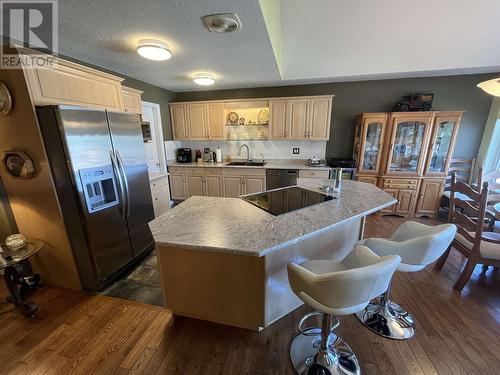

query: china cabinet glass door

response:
[425,115,460,175]
[388,120,427,174]
[361,121,383,172]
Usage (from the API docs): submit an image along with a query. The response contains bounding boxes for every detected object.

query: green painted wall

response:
[175,73,499,159]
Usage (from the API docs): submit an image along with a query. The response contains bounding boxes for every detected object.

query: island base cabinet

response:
[155,218,362,331]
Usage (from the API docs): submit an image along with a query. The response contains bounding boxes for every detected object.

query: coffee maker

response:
[176,148,192,163]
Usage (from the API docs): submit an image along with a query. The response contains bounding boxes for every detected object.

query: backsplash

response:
[167,140,327,160]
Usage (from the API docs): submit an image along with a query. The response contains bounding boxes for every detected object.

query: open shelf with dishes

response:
[224,100,270,140]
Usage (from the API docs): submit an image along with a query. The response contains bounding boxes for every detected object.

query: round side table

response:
[0,239,44,318]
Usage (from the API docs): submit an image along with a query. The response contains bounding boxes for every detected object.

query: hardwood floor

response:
[1,215,500,374]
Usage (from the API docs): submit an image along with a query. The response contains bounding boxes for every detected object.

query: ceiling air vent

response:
[202,13,242,33]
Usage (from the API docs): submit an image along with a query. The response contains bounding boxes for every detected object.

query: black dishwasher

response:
[266,169,299,190]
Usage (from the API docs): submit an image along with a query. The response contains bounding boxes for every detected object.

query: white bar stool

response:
[287,245,400,375]
[356,221,456,340]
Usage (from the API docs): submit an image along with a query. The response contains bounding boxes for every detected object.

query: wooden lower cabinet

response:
[223,176,243,198]
[244,176,265,195]
[169,166,266,199]
[415,179,444,217]
[379,177,443,217]
[396,189,418,216]
[380,188,398,214]
[205,175,223,197]
[186,174,204,197]
[357,176,378,185]
[169,174,187,200]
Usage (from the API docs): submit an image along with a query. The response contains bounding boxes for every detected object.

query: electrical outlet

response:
[293,148,300,154]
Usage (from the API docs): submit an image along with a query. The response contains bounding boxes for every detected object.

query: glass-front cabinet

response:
[424,113,461,176]
[385,113,433,175]
[354,114,387,175]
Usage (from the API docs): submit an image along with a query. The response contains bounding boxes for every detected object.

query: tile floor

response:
[101,251,164,307]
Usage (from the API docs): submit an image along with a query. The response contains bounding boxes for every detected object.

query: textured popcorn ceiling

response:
[57,0,281,91]
[56,0,500,92]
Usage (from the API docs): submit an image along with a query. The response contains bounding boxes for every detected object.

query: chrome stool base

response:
[290,328,361,375]
[356,299,415,340]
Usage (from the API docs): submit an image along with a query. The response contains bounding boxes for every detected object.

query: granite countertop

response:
[149,179,396,257]
[167,159,332,171]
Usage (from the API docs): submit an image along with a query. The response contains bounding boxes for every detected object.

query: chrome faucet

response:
[238,144,250,162]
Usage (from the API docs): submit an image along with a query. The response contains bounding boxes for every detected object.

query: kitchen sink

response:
[226,161,266,167]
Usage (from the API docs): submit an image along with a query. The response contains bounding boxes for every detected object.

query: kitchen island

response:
[149,179,396,330]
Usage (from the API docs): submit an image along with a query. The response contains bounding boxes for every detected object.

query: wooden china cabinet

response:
[353,111,462,217]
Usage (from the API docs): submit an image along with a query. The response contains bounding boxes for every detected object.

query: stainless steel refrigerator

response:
[37,105,155,290]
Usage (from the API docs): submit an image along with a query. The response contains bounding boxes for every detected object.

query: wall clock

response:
[3,151,36,179]
[0,81,13,116]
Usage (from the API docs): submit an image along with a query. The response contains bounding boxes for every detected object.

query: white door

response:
[141,101,165,174]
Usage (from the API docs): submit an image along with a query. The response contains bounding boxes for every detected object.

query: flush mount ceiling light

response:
[137,39,172,61]
[193,73,215,86]
[477,78,500,97]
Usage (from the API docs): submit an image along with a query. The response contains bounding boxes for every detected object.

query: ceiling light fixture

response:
[137,39,172,61]
[193,73,215,86]
[477,78,500,97]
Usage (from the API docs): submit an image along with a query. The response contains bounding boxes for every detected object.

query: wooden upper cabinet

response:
[308,97,332,140]
[270,100,288,139]
[288,99,309,139]
[423,112,462,177]
[207,103,225,140]
[384,112,434,176]
[355,113,387,175]
[186,103,207,140]
[121,86,143,114]
[170,104,188,140]
[21,52,124,111]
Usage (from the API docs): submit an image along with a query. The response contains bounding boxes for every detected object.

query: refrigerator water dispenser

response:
[79,165,119,214]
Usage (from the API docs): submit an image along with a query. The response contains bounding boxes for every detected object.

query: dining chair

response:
[434,173,500,291]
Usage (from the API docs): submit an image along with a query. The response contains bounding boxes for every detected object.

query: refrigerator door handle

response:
[110,150,126,218]
[115,150,130,217]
